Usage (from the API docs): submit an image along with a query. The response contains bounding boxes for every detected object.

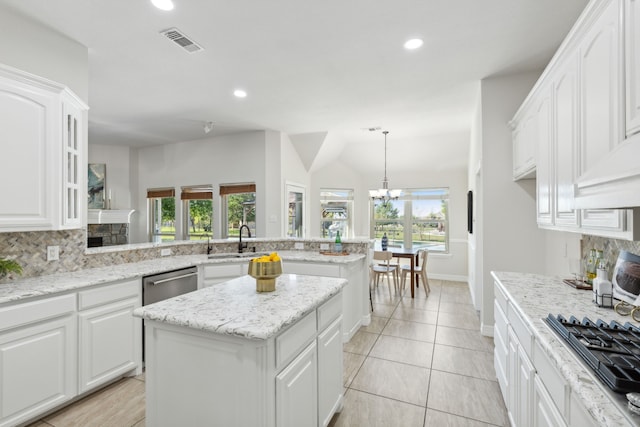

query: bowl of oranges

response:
[248,252,282,292]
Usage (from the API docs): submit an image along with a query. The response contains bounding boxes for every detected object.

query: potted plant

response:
[0,257,23,278]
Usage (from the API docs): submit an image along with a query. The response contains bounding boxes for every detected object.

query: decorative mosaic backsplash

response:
[582,235,640,276]
[0,229,370,284]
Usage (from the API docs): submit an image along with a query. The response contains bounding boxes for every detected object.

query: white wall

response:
[476,71,547,335]
[545,230,582,276]
[311,157,469,280]
[132,130,310,243]
[0,5,88,102]
[468,85,482,310]
[310,159,368,238]
[280,133,311,237]
[132,132,267,243]
[88,144,133,210]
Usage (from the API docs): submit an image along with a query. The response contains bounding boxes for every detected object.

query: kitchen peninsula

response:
[134,274,346,427]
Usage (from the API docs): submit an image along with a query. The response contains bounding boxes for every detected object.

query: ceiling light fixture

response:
[233,89,247,98]
[369,131,402,204]
[203,121,214,134]
[151,0,174,11]
[404,38,424,50]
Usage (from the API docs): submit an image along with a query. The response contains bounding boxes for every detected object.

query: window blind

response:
[147,188,175,198]
[219,183,256,196]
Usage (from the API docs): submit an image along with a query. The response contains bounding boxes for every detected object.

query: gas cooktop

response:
[545,314,640,393]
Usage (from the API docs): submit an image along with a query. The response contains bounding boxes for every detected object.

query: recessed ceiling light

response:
[404,38,424,50]
[234,89,247,98]
[151,0,174,11]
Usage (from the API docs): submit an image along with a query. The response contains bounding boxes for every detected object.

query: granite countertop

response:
[134,274,346,340]
[0,251,365,306]
[492,271,640,427]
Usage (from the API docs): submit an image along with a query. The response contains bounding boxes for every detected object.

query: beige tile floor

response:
[329,278,509,427]
[28,278,508,427]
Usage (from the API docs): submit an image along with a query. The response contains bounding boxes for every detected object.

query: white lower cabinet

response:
[516,341,535,427]
[201,263,246,287]
[145,291,344,427]
[0,295,77,427]
[78,298,140,393]
[276,341,318,427]
[317,317,343,426]
[533,376,565,427]
[283,260,365,342]
[0,279,142,426]
[494,279,604,427]
[78,279,141,393]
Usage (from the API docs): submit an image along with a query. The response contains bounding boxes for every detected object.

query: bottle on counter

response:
[381,233,388,251]
[593,262,612,307]
[334,231,342,253]
[586,249,597,285]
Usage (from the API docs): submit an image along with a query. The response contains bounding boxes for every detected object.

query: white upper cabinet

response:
[626,0,640,136]
[553,54,580,229]
[536,87,554,226]
[514,0,640,239]
[577,0,623,181]
[0,64,88,232]
[573,0,640,209]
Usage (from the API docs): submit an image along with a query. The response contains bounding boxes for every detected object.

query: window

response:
[370,188,449,252]
[181,186,213,240]
[148,188,176,243]
[220,183,256,238]
[320,189,354,238]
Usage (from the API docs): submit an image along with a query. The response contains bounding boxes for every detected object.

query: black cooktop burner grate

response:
[545,314,640,393]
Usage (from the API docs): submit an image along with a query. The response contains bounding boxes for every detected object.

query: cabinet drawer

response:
[494,327,508,400]
[0,294,76,332]
[534,340,568,421]
[78,279,139,310]
[203,264,244,279]
[276,311,317,369]
[283,262,340,277]
[494,281,508,315]
[317,293,342,331]
[494,299,508,343]
[508,302,533,357]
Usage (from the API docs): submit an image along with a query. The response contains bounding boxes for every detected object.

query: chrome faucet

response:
[238,224,251,253]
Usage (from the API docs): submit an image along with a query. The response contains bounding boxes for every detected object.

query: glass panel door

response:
[286,183,305,237]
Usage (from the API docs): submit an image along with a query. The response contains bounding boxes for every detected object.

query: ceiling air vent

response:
[160,27,204,53]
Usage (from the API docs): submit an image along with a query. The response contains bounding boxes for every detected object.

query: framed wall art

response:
[88,163,106,209]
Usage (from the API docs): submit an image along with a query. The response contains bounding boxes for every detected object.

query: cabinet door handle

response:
[148,272,198,286]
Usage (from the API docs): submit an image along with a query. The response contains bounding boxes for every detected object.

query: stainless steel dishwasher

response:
[142,266,198,306]
[142,266,198,361]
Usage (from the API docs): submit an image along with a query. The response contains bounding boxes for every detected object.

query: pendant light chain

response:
[369,130,401,202]
[383,131,389,184]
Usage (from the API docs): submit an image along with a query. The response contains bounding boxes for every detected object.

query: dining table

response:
[386,246,420,298]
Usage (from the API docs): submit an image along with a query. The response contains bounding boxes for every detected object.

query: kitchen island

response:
[134,273,346,427]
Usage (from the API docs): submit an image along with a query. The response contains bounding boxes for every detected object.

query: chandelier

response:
[369,131,402,203]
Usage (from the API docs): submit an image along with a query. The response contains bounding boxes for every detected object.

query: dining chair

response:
[400,249,430,295]
[371,250,399,294]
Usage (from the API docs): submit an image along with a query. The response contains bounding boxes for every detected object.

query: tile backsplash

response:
[0,230,370,284]
[582,235,640,275]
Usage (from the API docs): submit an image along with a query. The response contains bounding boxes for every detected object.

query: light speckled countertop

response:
[493,271,640,427]
[134,274,346,340]
[0,251,364,306]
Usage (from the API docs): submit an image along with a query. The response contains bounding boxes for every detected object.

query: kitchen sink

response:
[207,252,269,259]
